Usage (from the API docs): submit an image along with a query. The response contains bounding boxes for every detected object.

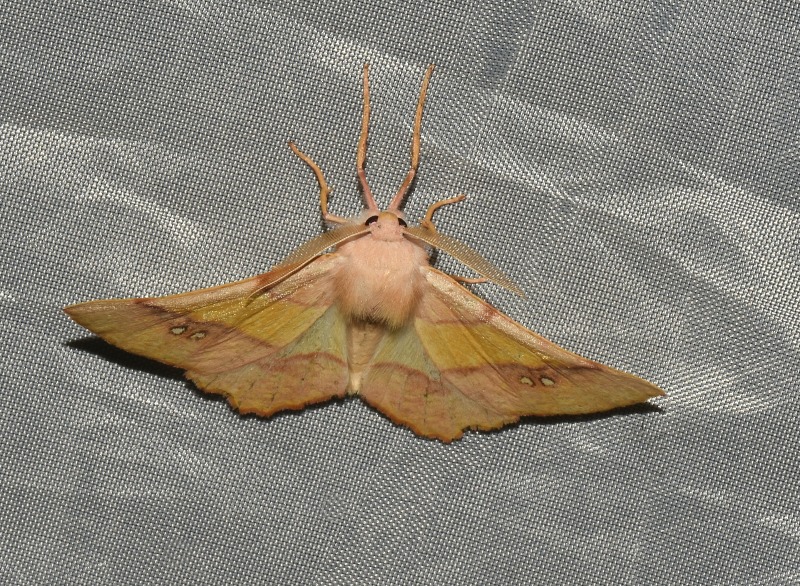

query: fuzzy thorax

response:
[333,213,428,329]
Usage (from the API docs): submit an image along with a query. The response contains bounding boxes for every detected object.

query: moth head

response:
[363,211,408,242]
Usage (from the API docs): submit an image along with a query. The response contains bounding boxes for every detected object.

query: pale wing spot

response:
[541,376,555,387]
[519,376,533,386]
[190,331,207,340]
[170,326,187,335]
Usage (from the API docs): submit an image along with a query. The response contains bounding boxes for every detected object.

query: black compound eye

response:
[365,215,379,225]
[397,218,408,227]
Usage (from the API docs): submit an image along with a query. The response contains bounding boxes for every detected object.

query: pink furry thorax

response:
[333,212,428,329]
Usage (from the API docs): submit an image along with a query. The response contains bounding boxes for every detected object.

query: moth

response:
[65,64,664,442]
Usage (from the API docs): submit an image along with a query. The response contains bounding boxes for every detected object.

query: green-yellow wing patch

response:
[357,323,516,441]
[358,267,663,441]
[64,255,350,416]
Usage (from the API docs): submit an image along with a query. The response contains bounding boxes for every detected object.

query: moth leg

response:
[450,275,489,286]
[288,141,347,224]
[420,193,466,232]
[388,64,436,211]
[357,63,379,211]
